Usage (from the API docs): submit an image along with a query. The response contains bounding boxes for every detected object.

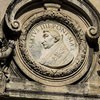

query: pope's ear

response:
[54,35,63,42]
[54,37,59,43]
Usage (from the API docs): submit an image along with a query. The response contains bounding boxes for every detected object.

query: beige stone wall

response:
[0,0,11,21]
[0,0,100,99]
[90,0,100,12]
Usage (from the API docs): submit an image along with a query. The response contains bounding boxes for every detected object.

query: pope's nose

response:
[41,41,46,45]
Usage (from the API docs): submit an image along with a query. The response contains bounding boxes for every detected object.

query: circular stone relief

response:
[14,12,92,86]
[26,20,78,68]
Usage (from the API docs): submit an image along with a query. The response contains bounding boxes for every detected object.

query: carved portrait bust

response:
[39,30,73,67]
[27,20,77,68]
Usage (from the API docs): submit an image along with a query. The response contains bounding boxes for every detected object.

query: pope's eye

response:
[43,33,49,38]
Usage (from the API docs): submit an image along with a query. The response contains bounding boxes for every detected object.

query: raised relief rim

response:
[14,9,91,85]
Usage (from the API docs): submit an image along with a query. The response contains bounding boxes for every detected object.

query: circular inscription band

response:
[16,13,89,86]
[27,20,78,68]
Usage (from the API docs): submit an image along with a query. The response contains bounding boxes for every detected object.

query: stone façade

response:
[0,0,100,100]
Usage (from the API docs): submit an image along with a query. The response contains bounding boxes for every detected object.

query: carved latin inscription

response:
[27,21,78,68]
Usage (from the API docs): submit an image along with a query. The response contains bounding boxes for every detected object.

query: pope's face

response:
[42,31,55,49]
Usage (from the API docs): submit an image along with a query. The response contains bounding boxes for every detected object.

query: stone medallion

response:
[26,20,78,68]
[13,8,92,86]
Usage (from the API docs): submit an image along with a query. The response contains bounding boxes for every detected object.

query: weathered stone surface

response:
[0,0,100,100]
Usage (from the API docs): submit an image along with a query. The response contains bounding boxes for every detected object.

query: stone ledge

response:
[2,80,100,100]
